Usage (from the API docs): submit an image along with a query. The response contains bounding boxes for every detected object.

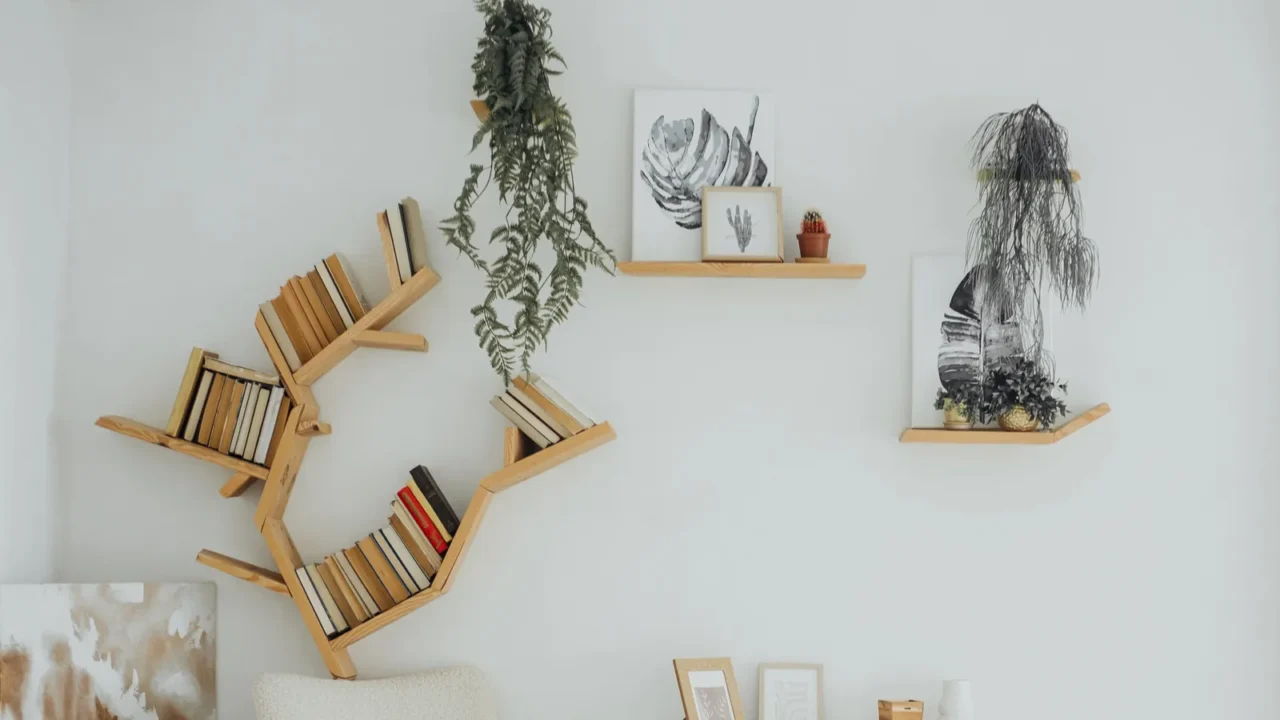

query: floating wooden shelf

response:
[978,168,1081,183]
[96,220,616,679]
[618,262,866,279]
[899,403,1111,445]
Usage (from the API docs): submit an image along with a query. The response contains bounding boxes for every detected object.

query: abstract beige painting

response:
[0,583,215,720]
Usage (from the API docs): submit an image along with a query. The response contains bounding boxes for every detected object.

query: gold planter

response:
[943,399,973,430]
[998,405,1041,432]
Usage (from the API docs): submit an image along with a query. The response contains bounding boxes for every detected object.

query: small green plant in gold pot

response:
[934,383,986,430]
[985,358,1067,432]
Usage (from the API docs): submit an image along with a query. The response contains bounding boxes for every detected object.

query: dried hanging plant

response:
[967,103,1099,364]
[442,0,615,383]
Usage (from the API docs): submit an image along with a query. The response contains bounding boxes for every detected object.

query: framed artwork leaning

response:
[701,187,783,262]
[759,663,823,720]
[673,657,746,720]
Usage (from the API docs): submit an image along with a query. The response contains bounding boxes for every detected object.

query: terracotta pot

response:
[942,399,973,430]
[796,232,830,259]
[998,405,1041,432]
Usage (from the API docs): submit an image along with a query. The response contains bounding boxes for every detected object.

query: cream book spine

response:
[253,387,285,465]
[259,303,302,371]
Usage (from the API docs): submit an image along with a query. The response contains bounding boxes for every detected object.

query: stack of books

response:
[295,466,459,638]
[166,348,291,467]
[490,372,597,449]
[377,197,430,283]
[257,253,369,372]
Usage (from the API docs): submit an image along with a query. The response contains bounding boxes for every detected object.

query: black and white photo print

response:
[633,90,775,261]
[911,255,1053,426]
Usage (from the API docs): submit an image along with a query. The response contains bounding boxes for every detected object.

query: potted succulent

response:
[934,382,986,430]
[796,208,830,262]
[984,358,1068,432]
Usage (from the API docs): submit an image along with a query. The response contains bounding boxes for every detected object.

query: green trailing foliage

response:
[441,0,615,383]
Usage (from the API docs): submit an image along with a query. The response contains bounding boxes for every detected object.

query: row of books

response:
[165,349,291,466]
[490,372,598,449]
[257,253,370,372]
[377,197,431,284]
[296,466,460,638]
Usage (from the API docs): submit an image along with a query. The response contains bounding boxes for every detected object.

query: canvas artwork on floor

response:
[0,583,216,720]
[911,255,1052,426]
[632,89,775,261]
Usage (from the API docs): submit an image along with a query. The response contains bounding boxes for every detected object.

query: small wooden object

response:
[794,257,830,264]
[95,222,616,678]
[879,700,924,720]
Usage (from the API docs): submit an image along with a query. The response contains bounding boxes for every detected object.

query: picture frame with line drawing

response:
[701,187,784,262]
[674,657,746,720]
[759,662,824,720]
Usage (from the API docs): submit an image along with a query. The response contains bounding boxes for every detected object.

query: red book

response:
[396,487,449,554]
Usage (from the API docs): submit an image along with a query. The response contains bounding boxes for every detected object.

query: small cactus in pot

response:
[797,208,831,260]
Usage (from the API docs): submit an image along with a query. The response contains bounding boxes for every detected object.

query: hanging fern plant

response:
[442,0,615,383]
[967,103,1099,364]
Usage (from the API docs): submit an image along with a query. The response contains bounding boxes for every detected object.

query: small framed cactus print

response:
[701,186,784,262]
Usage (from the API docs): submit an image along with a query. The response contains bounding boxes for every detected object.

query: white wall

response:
[58,1,1280,719]
[0,0,70,584]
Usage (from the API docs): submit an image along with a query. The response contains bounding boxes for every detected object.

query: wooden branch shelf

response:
[618,262,866,279]
[95,415,270,480]
[329,423,614,650]
[899,403,1111,445]
[95,223,618,679]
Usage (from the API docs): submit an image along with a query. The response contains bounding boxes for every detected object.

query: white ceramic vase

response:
[938,680,974,720]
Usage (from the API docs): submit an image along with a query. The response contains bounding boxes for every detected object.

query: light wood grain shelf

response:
[95,415,270,480]
[899,403,1111,445]
[196,549,288,595]
[618,262,866,279]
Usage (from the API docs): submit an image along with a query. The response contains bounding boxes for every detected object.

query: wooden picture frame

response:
[701,187,784,262]
[674,657,746,720]
[758,663,824,720]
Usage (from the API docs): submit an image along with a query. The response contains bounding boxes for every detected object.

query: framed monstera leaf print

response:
[632,90,775,261]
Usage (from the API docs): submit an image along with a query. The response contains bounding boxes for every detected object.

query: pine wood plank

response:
[351,330,428,352]
[480,421,616,493]
[297,419,332,437]
[617,262,867,279]
[254,404,313,529]
[979,168,1081,183]
[899,403,1111,445]
[329,587,443,651]
[96,415,269,480]
[503,426,531,466]
[196,549,288,595]
[293,266,440,386]
[261,519,356,678]
[433,485,494,593]
[219,472,257,498]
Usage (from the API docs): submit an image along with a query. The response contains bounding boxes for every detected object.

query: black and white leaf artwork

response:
[640,95,770,229]
[938,264,1032,392]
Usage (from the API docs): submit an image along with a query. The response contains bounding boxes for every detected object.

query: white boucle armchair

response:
[253,666,498,720]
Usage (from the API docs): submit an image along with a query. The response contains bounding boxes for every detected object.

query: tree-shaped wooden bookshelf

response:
[96,243,616,678]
